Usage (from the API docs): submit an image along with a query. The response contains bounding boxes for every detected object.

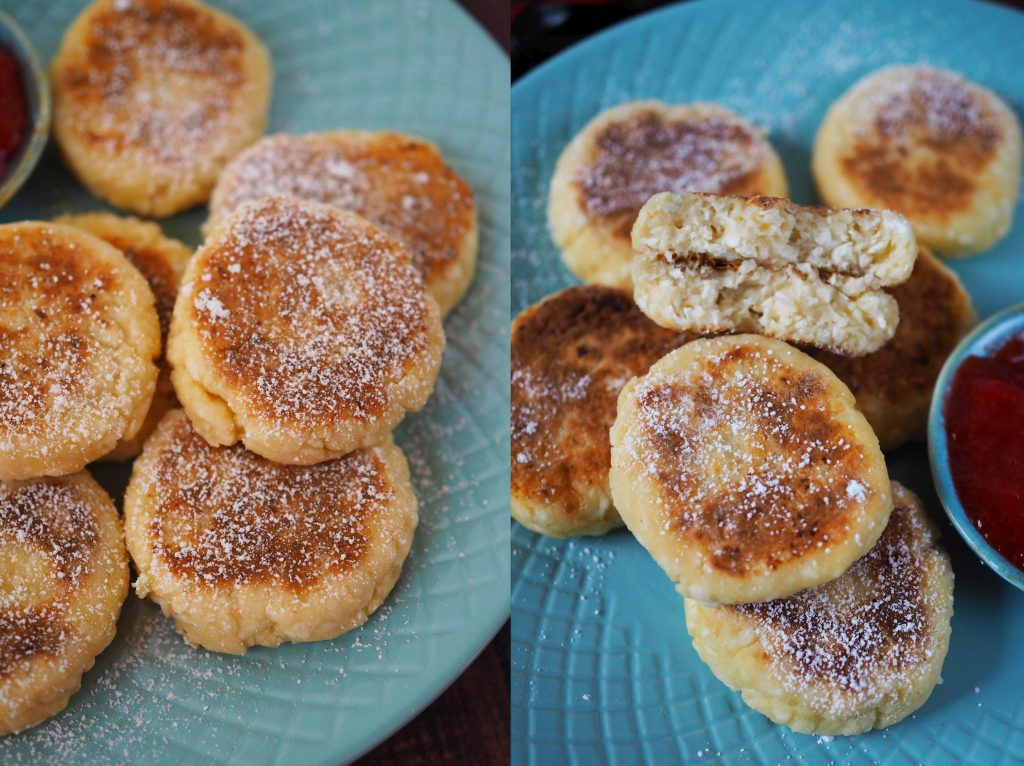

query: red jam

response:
[945,331,1024,571]
[0,46,28,178]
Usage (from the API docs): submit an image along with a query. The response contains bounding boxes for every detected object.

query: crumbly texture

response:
[0,473,129,734]
[167,196,444,465]
[549,101,788,290]
[0,222,161,480]
[55,212,192,460]
[631,193,917,355]
[511,285,689,538]
[814,65,1023,257]
[686,483,954,735]
[123,410,418,654]
[609,335,891,605]
[807,248,975,449]
[51,0,272,217]
[207,132,478,315]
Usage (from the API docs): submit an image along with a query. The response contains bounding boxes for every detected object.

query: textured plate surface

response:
[511,0,1024,763]
[0,1,509,764]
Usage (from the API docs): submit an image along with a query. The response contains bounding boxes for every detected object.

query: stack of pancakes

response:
[0,0,477,735]
[514,64,1021,735]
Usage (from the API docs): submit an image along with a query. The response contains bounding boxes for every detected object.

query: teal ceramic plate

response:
[0,1,509,764]
[511,0,1024,764]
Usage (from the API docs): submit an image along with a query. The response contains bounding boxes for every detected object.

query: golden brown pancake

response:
[610,335,891,604]
[511,285,689,537]
[807,247,976,449]
[549,101,788,290]
[0,473,128,734]
[814,66,1022,256]
[685,483,954,735]
[168,196,445,465]
[0,222,160,480]
[54,212,193,460]
[51,0,272,217]
[207,132,478,314]
[123,410,418,654]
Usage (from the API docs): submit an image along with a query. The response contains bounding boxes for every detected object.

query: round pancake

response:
[123,410,418,654]
[549,101,788,290]
[814,66,1023,257]
[0,222,160,481]
[609,334,891,605]
[807,247,976,450]
[511,285,689,538]
[0,473,129,734]
[685,483,954,735]
[207,132,477,315]
[51,0,272,217]
[167,196,444,465]
[55,212,192,460]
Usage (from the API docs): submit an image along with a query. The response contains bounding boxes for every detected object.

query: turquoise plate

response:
[511,0,1024,764]
[0,1,509,764]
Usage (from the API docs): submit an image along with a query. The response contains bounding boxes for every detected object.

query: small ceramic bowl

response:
[928,302,1024,592]
[0,10,49,211]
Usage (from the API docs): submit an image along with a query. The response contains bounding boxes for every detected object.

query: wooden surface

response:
[354,623,510,765]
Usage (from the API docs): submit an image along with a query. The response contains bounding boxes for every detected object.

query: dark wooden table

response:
[353,3,510,765]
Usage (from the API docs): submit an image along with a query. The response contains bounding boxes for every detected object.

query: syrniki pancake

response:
[0,222,160,481]
[51,0,272,217]
[207,132,478,315]
[609,335,891,605]
[814,65,1023,257]
[55,212,192,460]
[124,410,418,654]
[511,285,689,538]
[807,247,976,449]
[168,196,444,465]
[685,483,954,735]
[549,101,787,290]
[631,193,917,355]
[0,474,129,734]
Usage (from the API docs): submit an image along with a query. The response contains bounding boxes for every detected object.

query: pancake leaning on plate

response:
[807,247,976,450]
[814,65,1023,257]
[685,483,954,735]
[207,132,478,315]
[51,0,272,217]
[0,222,160,481]
[124,410,417,654]
[54,212,192,460]
[631,193,917,355]
[0,473,129,734]
[511,285,689,538]
[609,335,891,605]
[549,101,787,290]
[168,196,444,465]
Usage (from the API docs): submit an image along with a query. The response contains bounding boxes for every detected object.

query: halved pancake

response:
[168,196,444,465]
[511,285,689,538]
[51,0,272,217]
[814,65,1022,257]
[123,410,418,654]
[609,334,891,605]
[685,483,954,735]
[807,247,976,449]
[549,101,788,290]
[0,222,160,481]
[631,193,917,355]
[0,473,128,734]
[207,132,478,315]
[55,212,192,460]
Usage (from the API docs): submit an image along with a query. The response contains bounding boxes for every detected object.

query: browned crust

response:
[146,411,388,591]
[511,285,689,515]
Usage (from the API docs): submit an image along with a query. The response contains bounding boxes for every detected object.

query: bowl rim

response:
[0,9,51,210]
[928,301,1024,592]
